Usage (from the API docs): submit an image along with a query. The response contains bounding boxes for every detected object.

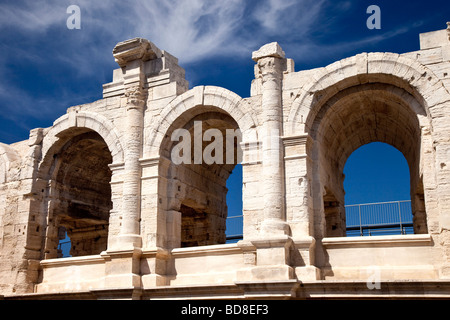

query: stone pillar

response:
[283,134,320,280]
[119,84,145,248]
[103,39,162,289]
[237,43,294,282]
[252,42,289,236]
[108,38,162,250]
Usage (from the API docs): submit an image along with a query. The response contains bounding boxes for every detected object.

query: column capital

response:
[124,85,146,110]
[253,43,286,82]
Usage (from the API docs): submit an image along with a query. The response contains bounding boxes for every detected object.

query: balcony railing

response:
[225,200,414,241]
[58,200,414,254]
[225,215,244,243]
[345,200,413,236]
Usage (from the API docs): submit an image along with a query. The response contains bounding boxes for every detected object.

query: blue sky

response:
[1,0,449,216]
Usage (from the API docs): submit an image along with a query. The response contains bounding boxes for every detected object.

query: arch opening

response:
[343,142,415,236]
[159,106,243,249]
[309,82,428,238]
[44,131,113,258]
[225,164,243,243]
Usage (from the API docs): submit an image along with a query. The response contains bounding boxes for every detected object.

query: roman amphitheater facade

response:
[1,24,450,299]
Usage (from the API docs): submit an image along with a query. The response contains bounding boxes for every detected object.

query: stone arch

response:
[311,82,425,172]
[301,77,439,239]
[283,52,450,240]
[41,111,124,170]
[0,143,20,184]
[153,86,251,249]
[314,83,428,235]
[34,111,124,259]
[287,52,450,136]
[146,85,258,157]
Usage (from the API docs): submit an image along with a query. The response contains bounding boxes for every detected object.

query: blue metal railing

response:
[225,215,244,243]
[225,200,414,241]
[58,200,414,255]
[345,200,413,236]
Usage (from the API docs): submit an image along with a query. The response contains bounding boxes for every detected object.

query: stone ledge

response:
[170,243,241,257]
[298,279,450,299]
[40,254,105,267]
[235,279,299,299]
[322,234,432,247]
[5,279,450,299]
[142,283,243,300]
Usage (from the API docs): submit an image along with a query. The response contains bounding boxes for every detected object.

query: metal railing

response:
[345,200,413,236]
[225,200,414,241]
[58,200,413,255]
[226,215,244,243]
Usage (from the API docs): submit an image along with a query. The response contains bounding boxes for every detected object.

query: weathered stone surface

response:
[0,23,449,299]
[252,42,285,61]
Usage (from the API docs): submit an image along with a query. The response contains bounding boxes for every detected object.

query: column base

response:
[251,235,292,265]
[237,236,295,281]
[101,247,142,289]
[141,274,168,287]
[261,218,290,236]
[140,247,170,288]
[108,234,142,251]
[294,266,321,281]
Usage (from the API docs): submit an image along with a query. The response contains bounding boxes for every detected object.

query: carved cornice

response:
[282,134,311,147]
[252,42,285,62]
[113,38,162,68]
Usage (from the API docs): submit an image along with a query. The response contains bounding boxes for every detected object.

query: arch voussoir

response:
[42,111,124,166]
[287,52,450,136]
[146,85,258,159]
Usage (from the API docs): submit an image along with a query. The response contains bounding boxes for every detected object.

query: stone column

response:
[119,84,145,248]
[108,38,161,250]
[237,43,294,282]
[103,39,163,289]
[252,42,289,235]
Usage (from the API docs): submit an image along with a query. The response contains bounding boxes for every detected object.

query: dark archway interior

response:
[159,107,241,248]
[49,131,112,257]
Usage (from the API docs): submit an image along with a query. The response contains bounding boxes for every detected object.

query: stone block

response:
[420,29,450,49]
[252,42,286,62]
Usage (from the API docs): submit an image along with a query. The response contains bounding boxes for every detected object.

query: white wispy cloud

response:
[0,0,425,140]
[130,0,248,62]
[0,0,330,130]
[0,0,329,64]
